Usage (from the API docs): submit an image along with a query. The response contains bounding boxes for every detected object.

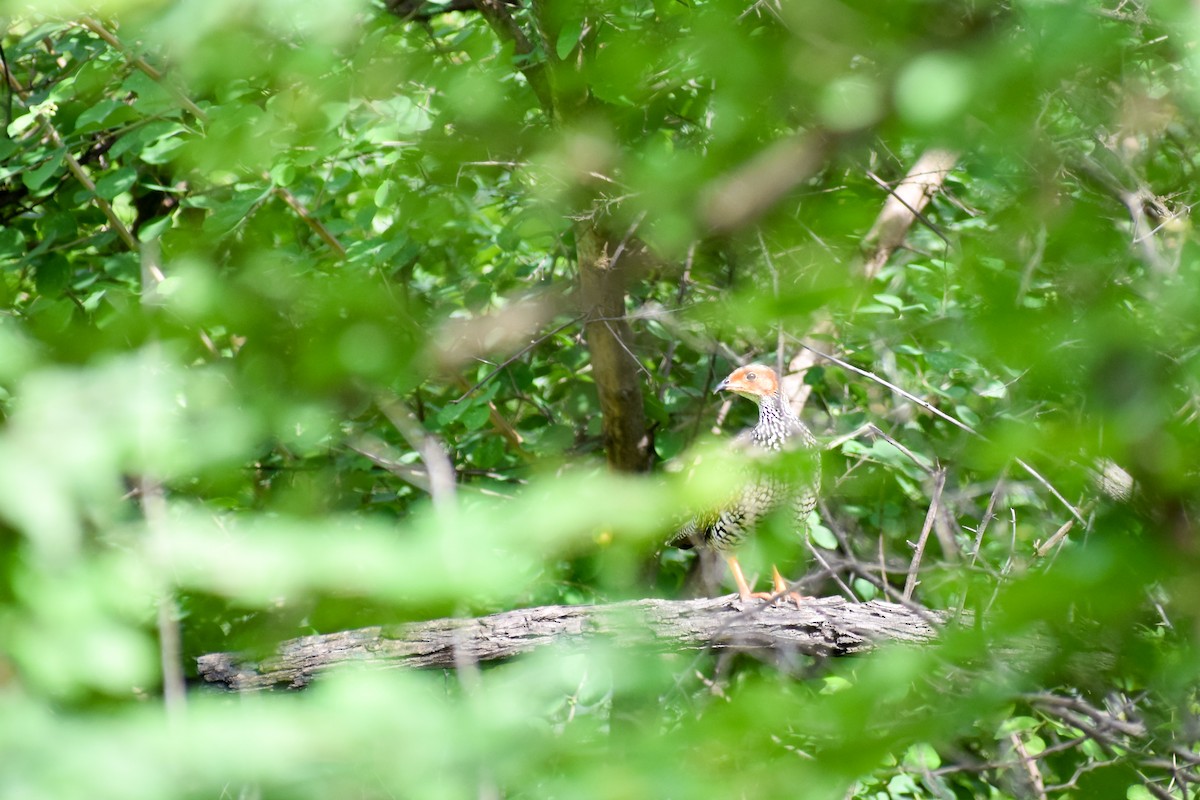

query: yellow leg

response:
[726,555,779,603]
[726,555,754,601]
[770,565,806,610]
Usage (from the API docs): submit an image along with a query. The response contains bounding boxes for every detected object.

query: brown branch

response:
[196,594,953,691]
[54,131,140,252]
[904,469,946,601]
[375,394,458,511]
[271,185,347,259]
[0,57,140,253]
[471,0,555,115]
[861,148,959,280]
[699,131,831,235]
[451,375,529,455]
[77,17,206,120]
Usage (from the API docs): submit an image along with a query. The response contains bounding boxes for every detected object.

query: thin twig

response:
[0,61,141,254]
[801,343,977,435]
[866,423,935,476]
[1016,224,1048,306]
[1034,519,1074,559]
[454,317,581,403]
[1016,457,1087,525]
[984,509,1019,615]
[607,210,646,271]
[952,469,1007,623]
[804,541,858,600]
[801,344,1087,525]
[817,502,949,628]
[865,168,952,248]
[602,318,654,380]
[657,241,697,397]
[904,469,946,601]
[1010,731,1049,800]
[271,185,347,258]
[969,469,1005,568]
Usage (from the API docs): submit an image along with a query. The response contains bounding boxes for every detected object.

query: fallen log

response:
[197,594,953,692]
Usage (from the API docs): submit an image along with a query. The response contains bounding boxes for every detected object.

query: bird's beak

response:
[713,377,730,395]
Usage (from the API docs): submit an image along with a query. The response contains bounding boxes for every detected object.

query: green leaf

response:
[461,403,491,431]
[556,18,583,60]
[653,429,686,461]
[375,179,397,208]
[821,675,853,694]
[0,227,25,258]
[857,303,897,315]
[121,69,178,115]
[138,131,186,164]
[995,715,1040,737]
[94,167,138,200]
[902,742,941,770]
[874,293,904,309]
[201,188,267,235]
[34,254,71,296]
[74,99,122,131]
[853,577,878,600]
[808,520,837,550]
[269,162,296,187]
[22,151,64,192]
[137,216,173,242]
[437,401,468,426]
[108,120,183,160]
[7,110,40,137]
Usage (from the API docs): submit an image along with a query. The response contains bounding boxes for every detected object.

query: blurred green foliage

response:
[1,0,1199,797]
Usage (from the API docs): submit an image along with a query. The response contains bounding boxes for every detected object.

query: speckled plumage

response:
[670,364,820,555]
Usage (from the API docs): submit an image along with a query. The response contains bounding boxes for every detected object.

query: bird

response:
[669,363,820,605]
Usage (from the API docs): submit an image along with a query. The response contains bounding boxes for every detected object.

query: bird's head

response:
[713,364,780,403]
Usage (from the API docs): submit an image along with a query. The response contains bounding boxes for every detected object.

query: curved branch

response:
[470,0,555,115]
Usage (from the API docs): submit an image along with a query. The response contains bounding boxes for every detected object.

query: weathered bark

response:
[197,595,952,692]
[576,221,649,472]
[861,148,959,280]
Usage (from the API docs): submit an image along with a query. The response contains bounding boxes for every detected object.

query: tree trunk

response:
[576,221,649,472]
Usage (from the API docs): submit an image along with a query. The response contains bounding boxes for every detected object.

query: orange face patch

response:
[718,364,779,398]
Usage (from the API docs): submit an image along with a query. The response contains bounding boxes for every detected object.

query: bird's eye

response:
[746,372,756,380]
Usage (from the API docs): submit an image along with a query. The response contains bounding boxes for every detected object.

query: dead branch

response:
[197,595,953,692]
[861,148,959,280]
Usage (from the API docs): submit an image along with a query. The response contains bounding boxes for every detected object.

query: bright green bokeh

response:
[1,1,1198,798]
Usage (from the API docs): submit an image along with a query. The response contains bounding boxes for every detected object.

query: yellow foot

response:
[728,556,807,608]
[770,565,807,610]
